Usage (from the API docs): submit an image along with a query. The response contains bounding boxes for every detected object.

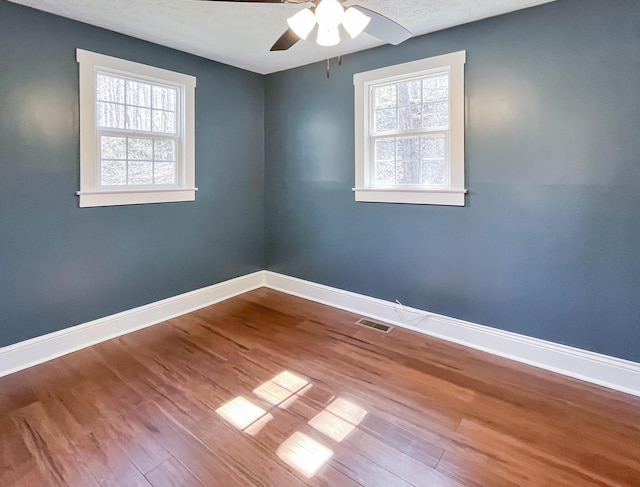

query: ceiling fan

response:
[198,0,412,51]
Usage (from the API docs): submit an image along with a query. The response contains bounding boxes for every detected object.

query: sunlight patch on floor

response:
[276,431,334,479]
[216,396,267,430]
[216,372,369,478]
[308,397,368,442]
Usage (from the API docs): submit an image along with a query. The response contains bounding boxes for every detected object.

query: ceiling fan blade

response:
[353,6,412,45]
[270,28,301,51]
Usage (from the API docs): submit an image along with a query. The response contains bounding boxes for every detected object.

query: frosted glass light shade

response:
[314,0,344,28]
[287,8,316,40]
[342,7,370,39]
[316,25,340,46]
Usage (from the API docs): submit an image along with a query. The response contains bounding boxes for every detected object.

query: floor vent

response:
[355,318,393,333]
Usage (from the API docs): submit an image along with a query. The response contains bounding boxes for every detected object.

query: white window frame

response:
[76,49,197,208]
[353,51,466,206]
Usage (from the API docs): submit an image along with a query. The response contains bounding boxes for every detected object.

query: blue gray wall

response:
[265,0,640,362]
[0,1,265,347]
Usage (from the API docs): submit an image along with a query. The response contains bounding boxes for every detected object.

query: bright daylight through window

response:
[353,51,466,206]
[76,49,196,207]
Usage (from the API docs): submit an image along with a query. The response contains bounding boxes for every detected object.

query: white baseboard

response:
[0,271,265,379]
[263,271,640,397]
[2,269,638,398]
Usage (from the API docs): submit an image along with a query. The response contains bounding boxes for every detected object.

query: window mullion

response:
[370,129,448,141]
[394,135,398,185]
[97,128,176,141]
[123,79,128,131]
[125,135,130,185]
[152,139,156,185]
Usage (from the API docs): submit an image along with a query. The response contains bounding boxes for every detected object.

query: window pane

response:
[423,102,449,129]
[399,106,422,130]
[128,138,152,160]
[97,74,124,103]
[422,159,446,185]
[126,106,151,131]
[396,137,420,185]
[154,162,176,185]
[152,86,177,111]
[423,75,448,102]
[126,80,151,107]
[154,139,175,161]
[97,102,125,129]
[128,161,153,185]
[101,160,126,185]
[397,80,421,106]
[100,136,126,160]
[421,134,445,158]
[396,137,420,162]
[397,160,421,184]
[373,85,396,108]
[374,109,397,133]
[374,161,395,184]
[152,110,176,135]
[374,138,395,162]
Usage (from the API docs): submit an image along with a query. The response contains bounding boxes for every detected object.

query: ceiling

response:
[10,0,556,74]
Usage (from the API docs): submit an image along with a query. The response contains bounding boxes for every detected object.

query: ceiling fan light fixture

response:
[342,7,370,39]
[316,25,340,46]
[287,8,316,40]
[314,0,344,28]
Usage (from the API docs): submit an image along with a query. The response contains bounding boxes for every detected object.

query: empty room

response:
[0,0,639,485]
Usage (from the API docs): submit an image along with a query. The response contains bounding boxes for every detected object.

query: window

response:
[76,49,196,207]
[353,51,466,206]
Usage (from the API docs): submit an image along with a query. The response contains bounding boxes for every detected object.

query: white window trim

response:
[76,49,197,208]
[353,51,466,206]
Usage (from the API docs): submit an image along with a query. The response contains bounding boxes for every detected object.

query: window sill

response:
[353,187,466,206]
[77,188,197,208]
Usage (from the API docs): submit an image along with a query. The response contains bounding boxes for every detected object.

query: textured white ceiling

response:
[10,0,557,74]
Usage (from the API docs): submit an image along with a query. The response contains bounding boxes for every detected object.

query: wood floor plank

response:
[0,459,51,487]
[0,416,35,485]
[445,417,638,486]
[10,401,100,486]
[131,400,259,487]
[145,457,205,487]
[91,336,214,424]
[436,451,530,487]
[1,288,639,486]
[333,428,459,487]
[0,371,38,417]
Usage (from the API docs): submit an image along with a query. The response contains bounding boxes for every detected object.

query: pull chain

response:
[326,56,343,79]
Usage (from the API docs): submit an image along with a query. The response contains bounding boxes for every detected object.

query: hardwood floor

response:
[1,288,639,486]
